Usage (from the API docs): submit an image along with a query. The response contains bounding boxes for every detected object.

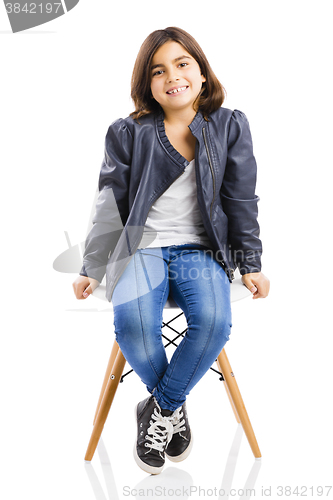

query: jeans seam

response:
[138,252,153,292]
[160,256,216,405]
[137,250,171,385]
[177,260,216,402]
[134,252,162,383]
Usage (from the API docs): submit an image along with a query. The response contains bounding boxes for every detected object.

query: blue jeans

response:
[112,244,232,411]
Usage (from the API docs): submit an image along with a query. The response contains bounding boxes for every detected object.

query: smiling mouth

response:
[166,86,189,95]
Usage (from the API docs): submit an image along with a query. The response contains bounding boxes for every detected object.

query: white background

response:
[1,1,332,499]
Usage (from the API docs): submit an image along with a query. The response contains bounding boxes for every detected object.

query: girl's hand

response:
[241,272,270,299]
[72,275,100,300]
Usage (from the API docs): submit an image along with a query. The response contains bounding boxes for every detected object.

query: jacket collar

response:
[156,109,205,137]
[188,110,205,135]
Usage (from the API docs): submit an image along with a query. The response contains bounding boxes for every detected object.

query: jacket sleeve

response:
[79,118,133,283]
[220,109,262,275]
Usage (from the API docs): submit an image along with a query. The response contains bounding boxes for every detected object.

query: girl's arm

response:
[73,119,133,299]
[221,110,269,297]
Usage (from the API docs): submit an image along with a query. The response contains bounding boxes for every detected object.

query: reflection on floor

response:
[85,425,261,500]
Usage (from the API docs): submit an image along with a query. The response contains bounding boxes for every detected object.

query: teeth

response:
[167,86,187,94]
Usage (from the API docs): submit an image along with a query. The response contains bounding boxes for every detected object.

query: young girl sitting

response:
[72,27,270,475]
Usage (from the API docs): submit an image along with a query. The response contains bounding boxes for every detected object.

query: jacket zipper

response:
[202,127,234,280]
[202,127,215,220]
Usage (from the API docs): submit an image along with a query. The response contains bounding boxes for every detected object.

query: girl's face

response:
[150,41,206,117]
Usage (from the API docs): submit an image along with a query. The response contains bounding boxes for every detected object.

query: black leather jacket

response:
[80,106,262,302]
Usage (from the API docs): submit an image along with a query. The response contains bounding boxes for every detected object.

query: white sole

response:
[133,442,164,475]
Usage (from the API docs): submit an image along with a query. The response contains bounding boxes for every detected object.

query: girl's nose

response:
[167,77,180,84]
[167,71,180,83]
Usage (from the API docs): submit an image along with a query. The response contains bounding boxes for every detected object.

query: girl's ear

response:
[201,74,206,83]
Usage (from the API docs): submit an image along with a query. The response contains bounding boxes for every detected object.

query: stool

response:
[84,275,262,462]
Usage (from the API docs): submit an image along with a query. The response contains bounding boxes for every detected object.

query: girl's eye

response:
[152,62,188,77]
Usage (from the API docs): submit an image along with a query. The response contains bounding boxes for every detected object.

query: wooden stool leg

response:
[93,341,120,425]
[85,348,126,462]
[217,348,261,459]
[216,359,241,424]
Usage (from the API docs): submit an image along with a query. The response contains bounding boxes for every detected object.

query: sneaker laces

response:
[145,407,174,453]
[170,407,187,435]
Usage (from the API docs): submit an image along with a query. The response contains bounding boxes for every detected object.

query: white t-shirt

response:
[138,159,212,249]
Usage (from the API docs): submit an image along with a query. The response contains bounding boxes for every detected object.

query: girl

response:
[72,27,270,475]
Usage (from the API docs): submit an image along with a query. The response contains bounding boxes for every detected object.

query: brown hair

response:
[130,27,226,121]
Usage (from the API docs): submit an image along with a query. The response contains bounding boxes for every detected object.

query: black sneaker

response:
[165,402,193,462]
[134,395,174,474]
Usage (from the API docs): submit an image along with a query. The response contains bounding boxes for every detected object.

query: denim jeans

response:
[112,244,232,411]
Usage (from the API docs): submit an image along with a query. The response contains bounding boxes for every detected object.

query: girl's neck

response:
[162,107,198,163]
[162,107,198,129]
